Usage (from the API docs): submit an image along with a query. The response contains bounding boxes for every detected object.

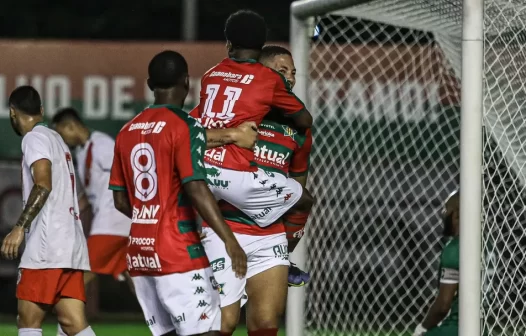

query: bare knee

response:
[57,313,88,335]
[221,302,241,334]
[294,188,314,212]
[17,301,47,329]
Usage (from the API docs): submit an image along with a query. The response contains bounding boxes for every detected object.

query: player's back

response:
[114,105,208,276]
[75,130,130,236]
[20,124,89,271]
[194,58,305,171]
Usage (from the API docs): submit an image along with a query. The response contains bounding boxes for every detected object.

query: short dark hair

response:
[52,107,83,125]
[9,86,41,116]
[260,45,291,62]
[148,50,188,90]
[224,10,267,50]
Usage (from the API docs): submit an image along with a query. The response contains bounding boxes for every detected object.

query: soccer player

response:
[109,50,247,336]
[51,108,134,291]
[190,10,314,230]
[413,190,459,336]
[1,86,95,336]
[200,45,312,335]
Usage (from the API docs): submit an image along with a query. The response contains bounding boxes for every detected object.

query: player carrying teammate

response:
[109,50,247,336]
[413,190,459,336]
[193,11,313,336]
[51,108,134,290]
[1,86,95,336]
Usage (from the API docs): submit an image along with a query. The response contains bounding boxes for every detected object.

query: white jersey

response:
[75,131,130,237]
[20,123,90,270]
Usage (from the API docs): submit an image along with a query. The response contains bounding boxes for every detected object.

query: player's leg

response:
[244,233,290,335]
[16,269,64,335]
[132,275,176,336]
[154,267,222,336]
[201,228,247,334]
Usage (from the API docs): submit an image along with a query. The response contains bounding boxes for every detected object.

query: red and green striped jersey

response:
[255,120,312,177]
[109,104,209,276]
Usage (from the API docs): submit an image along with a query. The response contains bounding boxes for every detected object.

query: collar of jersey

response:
[33,122,48,129]
[230,57,258,64]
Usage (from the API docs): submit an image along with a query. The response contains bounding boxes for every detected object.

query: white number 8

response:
[130,143,158,202]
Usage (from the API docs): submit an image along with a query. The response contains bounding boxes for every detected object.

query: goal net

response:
[296,0,526,335]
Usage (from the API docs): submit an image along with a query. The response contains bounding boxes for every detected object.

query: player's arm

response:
[414,245,459,335]
[177,117,247,278]
[206,122,258,149]
[189,107,258,150]
[289,128,313,188]
[108,135,132,218]
[2,133,53,260]
[271,71,313,130]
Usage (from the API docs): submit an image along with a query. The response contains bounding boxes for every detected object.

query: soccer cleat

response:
[288,263,311,287]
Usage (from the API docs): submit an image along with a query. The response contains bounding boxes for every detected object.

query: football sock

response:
[57,324,68,336]
[220,333,233,336]
[75,326,96,336]
[18,328,42,336]
[248,328,279,336]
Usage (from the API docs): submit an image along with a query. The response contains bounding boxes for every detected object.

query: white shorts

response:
[205,163,303,227]
[132,267,221,336]
[202,227,289,307]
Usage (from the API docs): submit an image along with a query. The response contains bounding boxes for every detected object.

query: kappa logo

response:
[259,179,268,186]
[194,287,206,294]
[276,187,284,197]
[196,300,209,308]
[252,172,259,179]
[269,183,277,191]
[284,193,293,202]
[199,313,209,320]
[192,273,204,281]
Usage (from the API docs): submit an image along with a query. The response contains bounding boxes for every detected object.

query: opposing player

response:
[413,190,459,336]
[109,50,247,336]
[1,86,95,336]
[190,10,314,229]
[200,45,313,335]
[51,108,133,291]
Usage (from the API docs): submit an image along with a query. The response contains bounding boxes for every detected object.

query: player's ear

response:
[9,107,15,118]
[226,40,233,53]
[184,75,189,91]
[147,78,153,91]
[40,106,44,117]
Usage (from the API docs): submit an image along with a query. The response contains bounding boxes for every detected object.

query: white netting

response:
[300,0,526,335]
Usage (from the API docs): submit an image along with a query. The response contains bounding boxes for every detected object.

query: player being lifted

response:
[413,190,459,336]
[1,86,95,336]
[192,11,313,336]
[109,50,247,336]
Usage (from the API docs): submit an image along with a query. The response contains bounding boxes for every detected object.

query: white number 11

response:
[204,84,242,119]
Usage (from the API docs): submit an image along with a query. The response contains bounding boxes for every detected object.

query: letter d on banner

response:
[84,76,109,119]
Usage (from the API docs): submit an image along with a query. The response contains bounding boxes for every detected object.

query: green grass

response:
[0,323,286,336]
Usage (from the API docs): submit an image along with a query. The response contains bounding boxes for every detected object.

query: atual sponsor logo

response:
[126,253,162,271]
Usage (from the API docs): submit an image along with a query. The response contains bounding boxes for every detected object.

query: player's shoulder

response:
[23,124,55,145]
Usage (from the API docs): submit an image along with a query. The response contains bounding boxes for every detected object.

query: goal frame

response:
[287,0,484,335]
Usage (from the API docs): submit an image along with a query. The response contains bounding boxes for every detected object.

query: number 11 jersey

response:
[191,58,306,172]
[109,105,209,276]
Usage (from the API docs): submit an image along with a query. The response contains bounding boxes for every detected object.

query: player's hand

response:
[233,122,258,149]
[225,239,247,279]
[1,226,25,260]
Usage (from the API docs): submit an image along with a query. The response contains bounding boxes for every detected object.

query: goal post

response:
[288,0,526,335]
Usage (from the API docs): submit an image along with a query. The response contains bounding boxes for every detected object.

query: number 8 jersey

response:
[109,105,209,276]
[191,58,307,172]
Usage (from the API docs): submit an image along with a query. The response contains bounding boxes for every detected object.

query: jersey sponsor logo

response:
[205,148,226,164]
[258,130,275,138]
[199,313,209,320]
[192,273,204,281]
[129,237,156,246]
[198,117,232,129]
[194,286,206,295]
[126,252,162,271]
[260,123,275,130]
[196,300,209,308]
[205,165,230,189]
[254,145,290,167]
[128,121,166,134]
[210,258,225,272]
[273,244,289,261]
[209,71,243,80]
[250,207,272,221]
[146,315,157,327]
[132,205,160,224]
[172,313,186,324]
[282,125,297,140]
[293,227,305,239]
[209,276,219,290]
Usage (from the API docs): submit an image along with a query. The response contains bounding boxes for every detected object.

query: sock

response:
[284,212,310,240]
[74,326,96,336]
[248,328,279,336]
[18,328,42,336]
[220,333,233,336]
[57,324,68,336]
